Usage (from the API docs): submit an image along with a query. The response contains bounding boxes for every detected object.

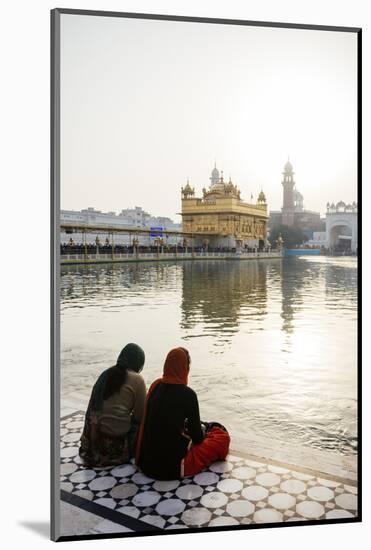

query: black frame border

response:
[51,7,362,543]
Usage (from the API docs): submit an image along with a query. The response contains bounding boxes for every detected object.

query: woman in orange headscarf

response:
[136,347,230,480]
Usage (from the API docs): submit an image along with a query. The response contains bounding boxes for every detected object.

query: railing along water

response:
[60,251,282,264]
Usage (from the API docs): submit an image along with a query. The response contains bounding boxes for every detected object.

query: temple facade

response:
[181,165,269,250]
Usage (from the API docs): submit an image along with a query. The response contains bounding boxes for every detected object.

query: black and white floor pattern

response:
[60,412,358,535]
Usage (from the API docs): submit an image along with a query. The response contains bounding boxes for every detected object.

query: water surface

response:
[60,256,357,455]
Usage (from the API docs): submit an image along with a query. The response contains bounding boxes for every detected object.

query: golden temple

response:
[181,165,269,250]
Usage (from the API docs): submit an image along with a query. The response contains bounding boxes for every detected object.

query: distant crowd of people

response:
[60,241,271,255]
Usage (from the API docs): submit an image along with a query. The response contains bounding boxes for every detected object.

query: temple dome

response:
[210,164,222,187]
[284,160,293,173]
[258,190,266,203]
[211,165,220,180]
[293,189,303,200]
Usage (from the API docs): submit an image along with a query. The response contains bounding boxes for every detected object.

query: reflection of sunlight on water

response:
[299,255,358,270]
[60,257,357,455]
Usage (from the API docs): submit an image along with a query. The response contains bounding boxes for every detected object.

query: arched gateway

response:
[326,202,357,253]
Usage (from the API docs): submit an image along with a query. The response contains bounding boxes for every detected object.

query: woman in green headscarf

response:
[79,343,146,467]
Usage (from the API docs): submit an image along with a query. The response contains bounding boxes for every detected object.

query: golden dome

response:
[258,190,266,203]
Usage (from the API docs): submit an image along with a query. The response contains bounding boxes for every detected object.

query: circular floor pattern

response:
[245,459,265,468]
[66,420,84,430]
[132,491,161,507]
[209,461,233,474]
[291,471,313,481]
[226,499,255,518]
[141,515,166,529]
[60,463,78,476]
[94,497,116,509]
[326,509,354,519]
[132,472,155,485]
[307,486,335,502]
[344,484,357,495]
[194,472,219,486]
[316,477,339,488]
[209,516,239,527]
[110,483,138,499]
[268,492,296,510]
[176,484,203,500]
[296,500,325,519]
[200,491,229,509]
[268,465,289,474]
[335,493,357,511]
[217,478,243,493]
[117,506,140,519]
[153,480,180,492]
[242,485,269,502]
[62,432,81,443]
[280,479,306,494]
[61,446,79,458]
[60,413,358,532]
[111,464,136,478]
[156,499,186,516]
[88,476,117,492]
[256,473,280,487]
[253,508,283,523]
[227,455,241,463]
[70,469,96,483]
[181,507,212,527]
[60,482,73,492]
[232,466,256,480]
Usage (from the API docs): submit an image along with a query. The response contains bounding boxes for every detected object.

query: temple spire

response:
[210,163,220,185]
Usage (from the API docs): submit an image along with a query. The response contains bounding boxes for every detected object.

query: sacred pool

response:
[60,256,357,456]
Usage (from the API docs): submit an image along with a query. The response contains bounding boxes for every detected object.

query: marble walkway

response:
[59,410,358,537]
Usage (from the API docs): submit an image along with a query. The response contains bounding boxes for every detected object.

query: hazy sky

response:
[60,14,357,221]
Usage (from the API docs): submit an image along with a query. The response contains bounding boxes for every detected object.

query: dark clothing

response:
[137,382,204,480]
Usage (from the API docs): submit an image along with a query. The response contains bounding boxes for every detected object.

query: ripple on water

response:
[61,259,357,455]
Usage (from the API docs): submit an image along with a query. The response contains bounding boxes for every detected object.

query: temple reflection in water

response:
[180,260,268,338]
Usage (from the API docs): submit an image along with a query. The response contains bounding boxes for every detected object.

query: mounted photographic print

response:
[51,8,361,542]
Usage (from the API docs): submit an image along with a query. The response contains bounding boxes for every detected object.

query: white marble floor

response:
[59,411,358,536]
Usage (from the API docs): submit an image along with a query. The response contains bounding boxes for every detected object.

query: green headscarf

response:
[89,343,145,411]
[116,343,145,373]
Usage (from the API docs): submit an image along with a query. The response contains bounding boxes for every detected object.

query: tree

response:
[269,224,309,248]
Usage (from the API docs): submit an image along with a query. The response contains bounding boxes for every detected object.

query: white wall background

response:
[1,0,369,549]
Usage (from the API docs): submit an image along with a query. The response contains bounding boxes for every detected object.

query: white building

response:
[325,201,358,253]
[307,232,327,248]
[61,207,181,246]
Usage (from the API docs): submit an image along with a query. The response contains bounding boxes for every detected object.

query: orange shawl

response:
[135,347,189,464]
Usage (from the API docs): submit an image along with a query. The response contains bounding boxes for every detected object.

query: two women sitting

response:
[79,344,230,479]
